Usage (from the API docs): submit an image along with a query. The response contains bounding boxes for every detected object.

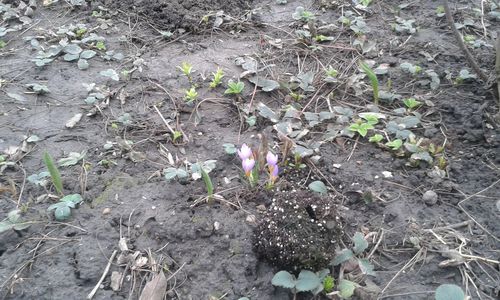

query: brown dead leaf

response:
[139,271,168,300]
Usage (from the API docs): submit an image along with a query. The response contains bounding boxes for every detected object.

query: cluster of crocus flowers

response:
[237,144,279,188]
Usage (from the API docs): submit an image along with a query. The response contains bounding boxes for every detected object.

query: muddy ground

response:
[0,0,499,299]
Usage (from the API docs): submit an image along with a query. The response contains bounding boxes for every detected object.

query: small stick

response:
[87,250,118,300]
[443,0,488,82]
[153,105,176,135]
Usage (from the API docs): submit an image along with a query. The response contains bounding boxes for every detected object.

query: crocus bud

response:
[238,144,253,160]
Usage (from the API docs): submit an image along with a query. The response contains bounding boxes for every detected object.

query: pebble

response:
[422,190,438,205]
[102,208,111,215]
[246,215,257,224]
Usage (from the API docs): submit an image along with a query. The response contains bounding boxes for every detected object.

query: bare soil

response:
[0,0,499,300]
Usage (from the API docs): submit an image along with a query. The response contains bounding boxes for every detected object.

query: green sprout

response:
[178,61,194,81]
[349,120,374,137]
[292,6,315,22]
[359,61,379,105]
[272,269,330,297]
[403,97,422,110]
[184,86,198,103]
[95,41,106,51]
[369,134,384,143]
[325,67,338,78]
[200,166,214,200]
[385,139,403,150]
[290,91,304,101]
[323,275,335,293]
[172,131,183,143]
[224,80,244,95]
[43,152,63,195]
[209,68,225,88]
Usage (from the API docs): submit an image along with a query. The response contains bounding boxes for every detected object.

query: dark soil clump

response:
[254,190,343,271]
[106,0,253,31]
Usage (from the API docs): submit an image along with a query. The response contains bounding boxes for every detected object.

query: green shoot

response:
[224,80,244,95]
[325,66,338,78]
[95,41,106,51]
[209,68,224,88]
[43,152,63,195]
[290,92,304,101]
[200,167,214,200]
[184,86,198,103]
[359,61,379,105]
[403,97,422,110]
[386,139,403,150]
[172,131,183,143]
[178,61,194,81]
[349,121,374,137]
[323,275,335,293]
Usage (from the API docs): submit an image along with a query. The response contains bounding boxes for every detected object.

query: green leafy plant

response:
[386,139,403,150]
[359,61,379,105]
[43,152,63,195]
[322,275,335,293]
[403,97,422,110]
[360,0,372,6]
[48,194,83,221]
[435,284,465,300]
[191,161,216,200]
[178,61,194,81]
[331,232,375,276]
[172,131,183,143]
[272,269,329,297]
[290,91,304,101]
[225,80,244,95]
[349,120,374,137]
[95,40,106,51]
[400,62,422,75]
[27,171,50,187]
[0,210,31,233]
[436,5,445,17]
[184,86,198,103]
[292,6,315,22]
[209,68,224,88]
[324,66,339,83]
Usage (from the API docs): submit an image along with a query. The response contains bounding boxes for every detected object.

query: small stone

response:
[382,171,393,178]
[256,205,266,211]
[246,215,256,224]
[214,221,221,231]
[422,190,438,205]
[102,208,111,215]
[110,271,121,291]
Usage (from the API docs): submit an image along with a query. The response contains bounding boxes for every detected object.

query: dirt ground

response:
[0,0,499,299]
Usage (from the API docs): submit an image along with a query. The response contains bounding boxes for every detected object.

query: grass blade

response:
[200,167,214,199]
[43,151,63,195]
[359,61,379,105]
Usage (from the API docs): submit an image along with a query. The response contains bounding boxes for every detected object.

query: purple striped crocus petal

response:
[238,144,252,160]
[271,164,279,178]
[242,158,255,175]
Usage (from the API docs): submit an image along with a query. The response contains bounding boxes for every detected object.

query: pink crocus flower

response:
[238,144,253,161]
[242,158,255,177]
[269,163,279,184]
[266,151,278,166]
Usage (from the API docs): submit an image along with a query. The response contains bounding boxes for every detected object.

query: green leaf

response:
[358,258,376,276]
[63,44,82,55]
[369,134,383,143]
[200,167,214,197]
[359,61,379,105]
[54,205,71,221]
[223,143,237,154]
[248,76,280,92]
[435,284,465,300]
[331,249,354,266]
[0,221,15,233]
[100,69,119,81]
[80,50,96,59]
[61,194,83,205]
[338,279,357,298]
[411,151,433,163]
[64,53,80,61]
[296,270,321,292]
[308,180,327,195]
[257,102,279,123]
[271,271,296,289]
[43,152,63,195]
[385,139,403,150]
[58,152,85,167]
[352,232,369,254]
[163,168,178,181]
[77,59,89,70]
[8,210,21,223]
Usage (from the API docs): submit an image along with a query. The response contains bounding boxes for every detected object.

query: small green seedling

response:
[436,5,445,17]
[47,194,83,221]
[272,269,330,297]
[0,210,31,233]
[455,69,476,84]
[359,61,379,105]
[360,0,372,6]
[403,97,422,110]
[184,86,198,103]
[385,139,403,150]
[224,80,244,95]
[43,152,63,195]
[191,161,216,200]
[292,6,315,22]
[172,131,183,143]
[178,61,194,81]
[349,120,374,137]
[163,167,189,182]
[400,62,422,75]
[324,66,339,83]
[95,41,106,51]
[223,143,237,154]
[369,134,384,143]
[209,68,224,88]
[290,91,304,101]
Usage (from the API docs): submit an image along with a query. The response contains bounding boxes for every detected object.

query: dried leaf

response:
[139,271,168,300]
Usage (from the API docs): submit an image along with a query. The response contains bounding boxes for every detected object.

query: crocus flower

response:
[238,144,253,161]
[266,151,278,166]
[242,158,255,177]
[269,163,279,184]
